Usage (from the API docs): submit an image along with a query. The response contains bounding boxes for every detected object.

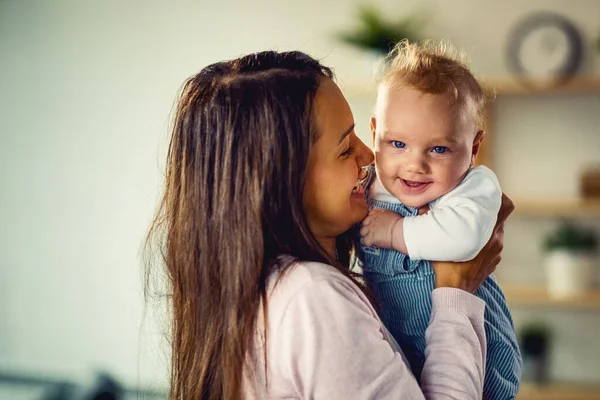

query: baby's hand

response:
[360,209,402,249]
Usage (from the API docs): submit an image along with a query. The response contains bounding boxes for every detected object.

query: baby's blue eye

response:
[432,146,448,154]
[391,141,406,149]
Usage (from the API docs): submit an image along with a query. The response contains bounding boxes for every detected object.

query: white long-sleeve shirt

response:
[243,260,487,399]
[372,166,502,262]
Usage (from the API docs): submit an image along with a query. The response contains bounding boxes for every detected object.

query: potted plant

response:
[543,221,598,298]
[336,5,424,78]
[337,5,423,55]
[519,322,551,383]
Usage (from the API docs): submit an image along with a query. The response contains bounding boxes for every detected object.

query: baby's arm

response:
[360,209,409,253]
[404,166,502,262]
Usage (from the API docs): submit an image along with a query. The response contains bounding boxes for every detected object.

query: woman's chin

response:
[350,201,369,225]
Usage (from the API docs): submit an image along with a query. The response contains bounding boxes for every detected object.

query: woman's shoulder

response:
[265,259,375,323]
[268,260,361,299]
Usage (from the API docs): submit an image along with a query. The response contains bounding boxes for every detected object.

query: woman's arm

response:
[267,270,486,399]
[421,288,486,398]
[262,196,514,399]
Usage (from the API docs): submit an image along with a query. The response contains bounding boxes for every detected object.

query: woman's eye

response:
[432,146,449,154]
[341,146,354,157]
[391,141,406,149]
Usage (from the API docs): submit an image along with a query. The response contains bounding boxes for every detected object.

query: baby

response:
[358,40,522,400]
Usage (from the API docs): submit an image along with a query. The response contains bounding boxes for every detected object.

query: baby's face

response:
[372,85,482,208]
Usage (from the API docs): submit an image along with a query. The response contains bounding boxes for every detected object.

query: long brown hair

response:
[145,51,365,399]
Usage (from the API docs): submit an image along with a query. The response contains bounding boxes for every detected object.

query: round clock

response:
[506,12,584,87]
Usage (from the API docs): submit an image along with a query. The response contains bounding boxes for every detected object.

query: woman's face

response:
[303,78,374,251]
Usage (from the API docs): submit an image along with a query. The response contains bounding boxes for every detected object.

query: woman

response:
[146,50,513,399]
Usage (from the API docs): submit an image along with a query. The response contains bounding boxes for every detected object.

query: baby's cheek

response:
[441,163,468,187]
[376,154,400,179]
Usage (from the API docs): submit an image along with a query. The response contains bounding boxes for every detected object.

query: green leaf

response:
[543,221,598,253]
[337,4,424,54]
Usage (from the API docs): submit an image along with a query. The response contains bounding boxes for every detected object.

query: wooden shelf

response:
[512,198,600,217]
[340,76,600,99]
[485,77,600,96]
[502,284,600,310]
[517,382,600,400]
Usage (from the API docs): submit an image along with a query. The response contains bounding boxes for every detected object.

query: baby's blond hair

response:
[380,39,490,129]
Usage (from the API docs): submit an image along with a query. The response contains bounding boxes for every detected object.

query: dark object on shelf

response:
[543,221,598,254]
[519,323,551,383]
[0,370,166,400]
[40,372,122,400]
[506,11,584,89]
[81,373,123,400]
[581,167,600,198]
[41,381,77,400]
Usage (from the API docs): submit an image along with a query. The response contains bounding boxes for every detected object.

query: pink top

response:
[244,261,486,399]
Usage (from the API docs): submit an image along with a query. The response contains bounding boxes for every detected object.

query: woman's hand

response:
[431,193,515,293]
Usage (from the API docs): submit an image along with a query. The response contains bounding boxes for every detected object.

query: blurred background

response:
[1,0,599,399]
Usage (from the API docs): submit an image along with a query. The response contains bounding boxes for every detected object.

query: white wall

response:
[1,0,600,390]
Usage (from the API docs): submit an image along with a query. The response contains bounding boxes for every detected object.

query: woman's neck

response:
[318,236,336,261]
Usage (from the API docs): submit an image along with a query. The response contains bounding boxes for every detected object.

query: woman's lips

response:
[351,182,365,198]
[399,178,431,194]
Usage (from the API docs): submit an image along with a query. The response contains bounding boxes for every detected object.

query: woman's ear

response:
[370,117,377,146]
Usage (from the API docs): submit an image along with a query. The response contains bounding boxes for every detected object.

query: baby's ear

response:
[471,130,485,162]
[370,117,377,146]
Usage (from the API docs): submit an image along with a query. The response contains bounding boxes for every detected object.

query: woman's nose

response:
[356,138,374,167]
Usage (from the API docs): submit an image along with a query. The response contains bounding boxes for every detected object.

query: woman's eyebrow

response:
[338,123,356,145]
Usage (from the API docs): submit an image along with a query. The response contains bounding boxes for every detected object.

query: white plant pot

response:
[545,250,596,298]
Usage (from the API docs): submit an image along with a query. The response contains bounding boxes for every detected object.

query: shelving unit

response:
[517,383,600,400]
[478,77,600,168]
[341,76,600,170]
[512,198,600,217]
[342,76,600,100]
[487,77,600,96]
[489,77,600,398]
[502,284,600,310]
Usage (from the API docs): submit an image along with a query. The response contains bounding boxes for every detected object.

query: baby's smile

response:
[399,178,432,194]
